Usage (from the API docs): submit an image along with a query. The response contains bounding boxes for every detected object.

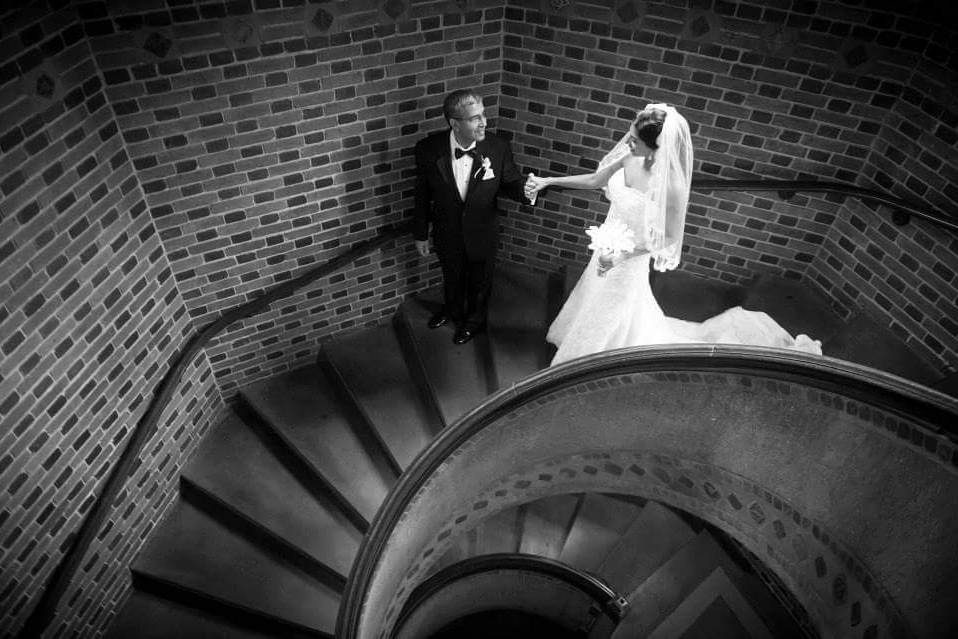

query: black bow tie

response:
[455,147,477,160]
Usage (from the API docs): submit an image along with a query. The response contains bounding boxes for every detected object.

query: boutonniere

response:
[474,155,495,180]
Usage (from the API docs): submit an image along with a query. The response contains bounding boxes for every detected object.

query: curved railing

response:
[19,175,952,637]
[18,223,412,638]
[339,346,958,639]
[392,553,628,638]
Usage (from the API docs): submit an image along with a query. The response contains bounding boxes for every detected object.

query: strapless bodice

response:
[604,168,649,237]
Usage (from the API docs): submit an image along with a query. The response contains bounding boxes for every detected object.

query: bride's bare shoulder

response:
[621,155,652,191]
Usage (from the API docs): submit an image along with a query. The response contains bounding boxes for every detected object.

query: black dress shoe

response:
[452,327,473,345]
[452,325,484,345]
[428,312,449,329]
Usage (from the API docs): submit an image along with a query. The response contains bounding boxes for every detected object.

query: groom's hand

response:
[524,172,538,204]
[415,239,430,256]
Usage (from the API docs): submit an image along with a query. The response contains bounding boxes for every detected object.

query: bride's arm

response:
[528,158,623,193]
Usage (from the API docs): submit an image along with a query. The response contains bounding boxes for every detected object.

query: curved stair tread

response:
[133,500,339,634]
[182,413,361,579]
[487,327,548,389]
[489,264,554,329]
[595,500,696,595]
[397,298,492,426]
[652,270,749,322]
[932,371,958,398]
[558,493,643,573]
[740,274,845,344]
[474,507,522,556]
[824,312,941,386]
[518,494,581,559]
[646,567,773,639]
[615,530,745,638]
[723,560,808,639]
[431,528,474,576]
[105,591,294,639]
[321,324,439,470]
[487,263,554,388]
[241,365,394,523]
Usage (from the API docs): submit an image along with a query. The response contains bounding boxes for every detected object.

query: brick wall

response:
[79,0,958,390]
[0,2,223,636]
[1,0,956,636]
[495,0,957,370]
[43,354,221,637]
[87,0,510,396]
[808,23,958,369]
[498,0,865,279]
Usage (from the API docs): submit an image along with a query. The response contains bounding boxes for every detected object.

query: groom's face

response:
[450,99,486,147]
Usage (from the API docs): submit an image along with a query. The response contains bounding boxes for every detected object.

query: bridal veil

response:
[598,103,693,271]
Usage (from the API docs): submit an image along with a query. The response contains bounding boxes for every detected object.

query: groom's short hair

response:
[443,89,482,123]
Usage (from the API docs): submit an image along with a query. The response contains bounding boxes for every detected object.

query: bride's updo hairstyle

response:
[634,108,666,149]
[598,103,691,271]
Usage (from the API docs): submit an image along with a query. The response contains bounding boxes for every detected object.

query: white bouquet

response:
[585,220,636,276]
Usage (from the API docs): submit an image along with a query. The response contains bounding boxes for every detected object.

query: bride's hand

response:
[524,174,547,200]
[597,249,643,276]
[597,252,616,277]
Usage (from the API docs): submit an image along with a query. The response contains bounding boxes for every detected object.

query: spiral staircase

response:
[104,261,949,638]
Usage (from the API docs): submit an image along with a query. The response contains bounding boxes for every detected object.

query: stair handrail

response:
[338,345,958,639]
[17,223,412,639]
[391,553,629,638]
[692,177,957,233]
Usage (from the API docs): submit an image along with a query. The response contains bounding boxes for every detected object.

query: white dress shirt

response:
[450,130,476,201]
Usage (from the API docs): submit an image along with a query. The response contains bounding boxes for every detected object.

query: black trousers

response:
[438,248,495,331]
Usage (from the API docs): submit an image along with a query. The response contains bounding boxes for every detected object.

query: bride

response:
[525,103,822,366]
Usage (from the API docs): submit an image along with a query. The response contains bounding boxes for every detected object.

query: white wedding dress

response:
[546,167,822,366]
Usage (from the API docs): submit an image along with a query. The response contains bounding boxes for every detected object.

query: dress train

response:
[545,167,821,366]
[547,251,822,367]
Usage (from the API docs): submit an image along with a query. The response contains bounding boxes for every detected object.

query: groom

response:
[413,89,532,344]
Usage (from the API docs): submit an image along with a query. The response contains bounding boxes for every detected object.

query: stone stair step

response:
[474,507,522,556]
[517,494,581,559]
[132,499,339,636]
[595,500,697,595]
[741,274,845,344]
[320,324,441,471]
[240,365,396,526]
[105,590,308,639]
[487,263,554,388]
[396,297,492,426]
[931,370,958,398]
[181,412,361,582]
[647,567,773,639]
[824,311,941,386]
[652,269,748,322]
[558,493,643,573]
[432,528,475,576]
[707,555,804,639]
[612,531,744,638]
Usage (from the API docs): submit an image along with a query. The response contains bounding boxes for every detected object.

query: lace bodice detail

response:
[604,168,649,246]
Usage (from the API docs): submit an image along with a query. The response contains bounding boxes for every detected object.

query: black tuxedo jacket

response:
[413,130,527,260]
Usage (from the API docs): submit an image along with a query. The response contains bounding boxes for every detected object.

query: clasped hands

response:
[524,173,546,203]
[598,239,659,276]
